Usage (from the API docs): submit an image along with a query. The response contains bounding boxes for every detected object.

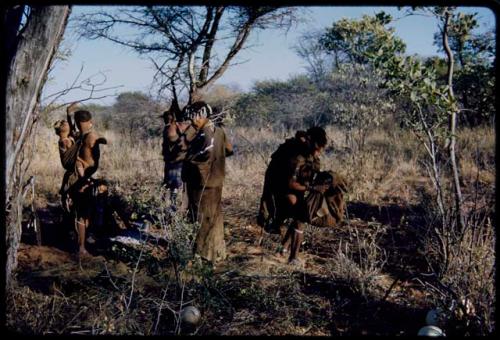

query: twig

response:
[60,306,87,333]
[52,286,70,306]
[380,265,407,306]
[126,232,149,312]
[153,284,173,334]
[175,280,187,335]
[103,262,120,291]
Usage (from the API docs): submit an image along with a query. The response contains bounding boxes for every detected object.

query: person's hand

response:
[167,113,175,124]
[66,102,79,114]
[312,184,329,194]
[177,121,190,133]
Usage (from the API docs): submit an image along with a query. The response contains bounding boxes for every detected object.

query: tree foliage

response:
[319,12,406,65]
[351,8,494,332]
[110,91,163,139]
[429,9,495,126]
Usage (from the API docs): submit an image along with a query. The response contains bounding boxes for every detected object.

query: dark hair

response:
[306,126,327,148]
[295,130,307,141]
[94,178,109,186]
[74,110,92,123]
[162,105,184,122]
[174,109,184,122]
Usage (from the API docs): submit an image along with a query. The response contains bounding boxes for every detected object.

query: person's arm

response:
[288,156,328,193]
[166,116,179,142]
[79,132,99,178]
[161,127,169,159]
[66,102,78,136]
[61,138,73,151]
[75,157,87,178]
[187,124,215,162]
[288,156,309,192]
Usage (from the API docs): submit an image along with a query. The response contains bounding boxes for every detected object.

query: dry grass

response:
[326,221,388,298]
[30,123,430,207]
[11,121,495,335]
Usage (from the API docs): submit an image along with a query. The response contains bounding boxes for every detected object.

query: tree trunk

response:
[442,10,465,232]
[3,5,71,288]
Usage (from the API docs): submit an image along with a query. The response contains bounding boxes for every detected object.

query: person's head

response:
[161,101,185,124]
[94,178,109,195]
[295,130,307,143]
[306,126,327,157]
[53,120,70,137]
[161,111,175,124]
[183,101,212,128]
[74,110,93,131]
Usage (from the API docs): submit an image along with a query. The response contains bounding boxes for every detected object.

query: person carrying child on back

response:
[57,104,107,258]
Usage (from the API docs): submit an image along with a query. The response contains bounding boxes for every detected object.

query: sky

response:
[42,5,496,106]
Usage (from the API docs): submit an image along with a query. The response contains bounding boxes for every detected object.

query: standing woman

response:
[181,101,233,264]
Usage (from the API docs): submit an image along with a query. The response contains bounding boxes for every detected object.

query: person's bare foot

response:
[277,246,288,257]
[79,247,91,258]
[288,258,304,267]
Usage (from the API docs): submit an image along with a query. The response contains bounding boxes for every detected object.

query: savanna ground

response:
[6,121,495,335]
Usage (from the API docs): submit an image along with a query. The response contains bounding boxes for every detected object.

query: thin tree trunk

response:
[4,5,71,288]
[442,10,465,232]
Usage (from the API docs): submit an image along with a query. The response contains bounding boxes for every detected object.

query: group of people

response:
[54,99,346,266]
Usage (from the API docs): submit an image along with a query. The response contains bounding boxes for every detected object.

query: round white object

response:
[418,325,444,337]
[180,306,201,326]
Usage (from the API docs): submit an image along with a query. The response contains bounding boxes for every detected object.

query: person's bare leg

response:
[280,223,293,255]
[273,221,289,256]
[77,218,89,257]
[180,183,189,214]
[288,221,304,263]
[280,194,298,255]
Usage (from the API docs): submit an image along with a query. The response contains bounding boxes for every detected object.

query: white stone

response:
[418,325,445,337]
[181,306,201,326]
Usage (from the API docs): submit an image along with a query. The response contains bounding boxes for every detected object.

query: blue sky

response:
[42,5,496,106]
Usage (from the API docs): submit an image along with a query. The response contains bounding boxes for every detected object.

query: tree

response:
[112,91,162,139]
[361,8,494,331]
[198,84,241,125]
[3,5,71,287]
[234,75,321,129]
[75,6,299,108]
[319,11,406,66]
[312,13,405,154]
[294,30,335,87]
[364,7,465,253]
[432,15,496,126]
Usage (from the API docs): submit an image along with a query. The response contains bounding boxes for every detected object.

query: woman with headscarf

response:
[181,101,233,264]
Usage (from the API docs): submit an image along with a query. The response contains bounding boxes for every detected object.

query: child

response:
[54,102,87,213]
[54,119,75,157]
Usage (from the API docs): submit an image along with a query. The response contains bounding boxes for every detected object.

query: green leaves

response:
[320,13,406,66]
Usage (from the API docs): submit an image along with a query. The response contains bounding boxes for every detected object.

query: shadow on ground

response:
[300,272,426,336]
